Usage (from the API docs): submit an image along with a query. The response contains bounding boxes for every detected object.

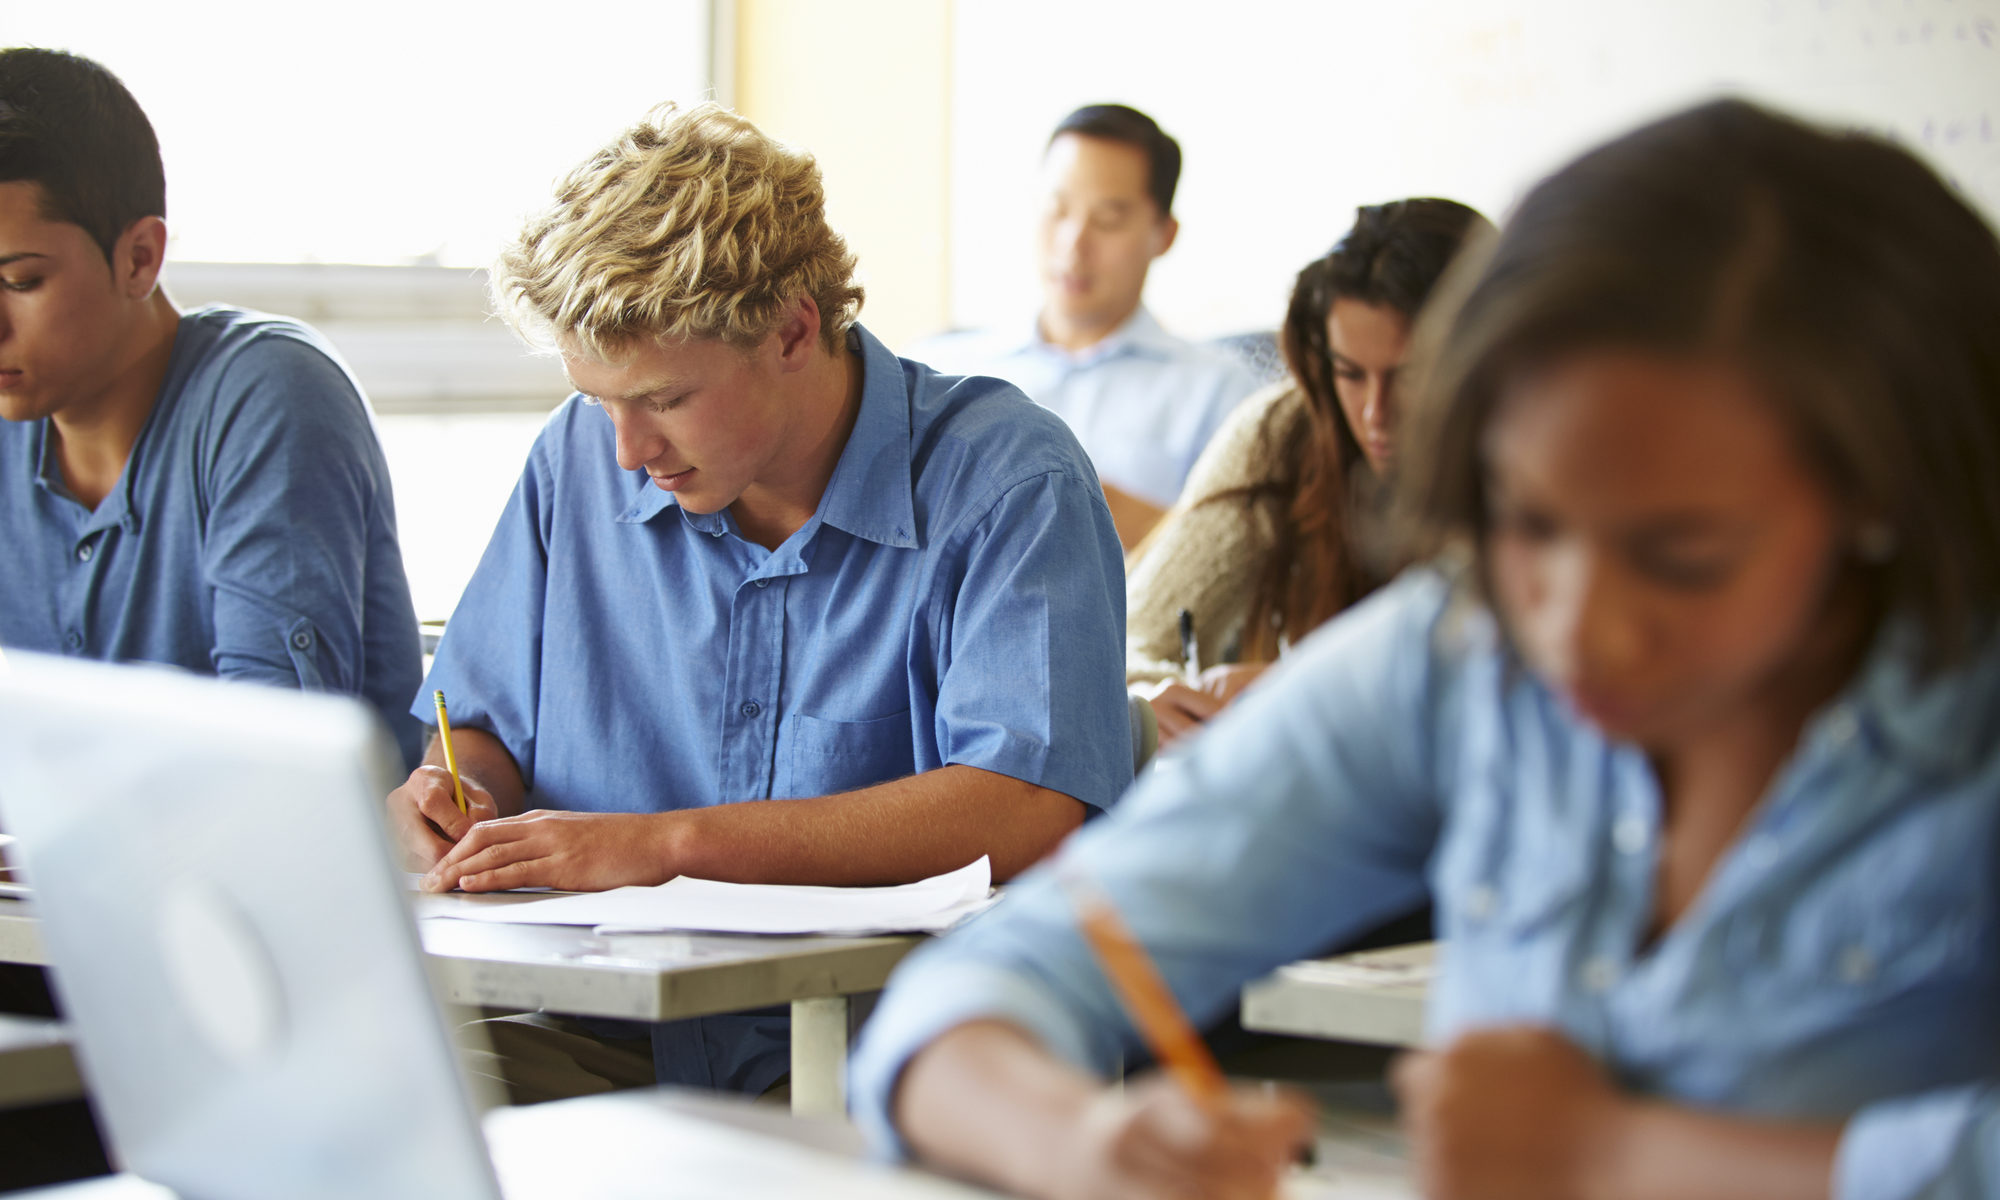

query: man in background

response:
[909,104,1258,547]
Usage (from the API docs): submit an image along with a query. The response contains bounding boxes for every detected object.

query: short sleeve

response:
[931,469,1132,813]
[416,420,561,789]
[197,332,421,763]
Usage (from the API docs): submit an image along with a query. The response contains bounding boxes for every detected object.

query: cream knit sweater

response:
[1125,381,1307,685]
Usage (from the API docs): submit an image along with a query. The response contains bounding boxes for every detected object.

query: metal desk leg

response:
[790,996,848,1118]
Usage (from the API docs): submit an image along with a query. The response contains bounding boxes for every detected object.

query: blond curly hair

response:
[493,102,864,358]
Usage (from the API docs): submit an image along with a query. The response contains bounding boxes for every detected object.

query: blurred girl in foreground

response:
[854,98,2000,1200]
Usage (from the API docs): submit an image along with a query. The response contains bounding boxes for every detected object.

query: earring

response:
[1854,520,1898,563]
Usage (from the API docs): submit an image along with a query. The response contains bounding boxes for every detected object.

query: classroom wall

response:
[731,0,954,349]
[942,0,2000,342]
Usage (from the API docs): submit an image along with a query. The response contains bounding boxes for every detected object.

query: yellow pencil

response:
[1060,869,1228,1106]
[432,689,468,815]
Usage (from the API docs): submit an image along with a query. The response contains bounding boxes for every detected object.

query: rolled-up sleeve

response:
[931,469,1131,813]
[1838,1084,1999,1199]
[199,337,385,695]
[851,571,1455,1157]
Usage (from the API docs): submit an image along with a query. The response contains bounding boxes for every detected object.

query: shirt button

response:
[291,630,313,650]
[75,543,94,563]
[1612,814,1649,855]
[1838,944,1876,984]
[754,578,770,588]
[740,701,762,718]
[1579,956,1620,993]
[1462,884,1497,922]
[64,631,83,650]
[710,529,725,538]
[1822,708,1859,751]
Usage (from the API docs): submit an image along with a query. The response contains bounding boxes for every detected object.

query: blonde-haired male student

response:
[384,103,1131,1097]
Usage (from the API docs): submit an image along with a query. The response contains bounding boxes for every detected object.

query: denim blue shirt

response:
[908,308,1257,509]
[0,306,424,767]
[418,325,1132,1092]
[852,569,2000,1198]
[420,323,1130,814]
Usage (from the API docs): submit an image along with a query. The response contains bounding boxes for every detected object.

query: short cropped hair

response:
[493,102,865,359]
[1049,104,1181,217]
[1397,98,2000,672]
[0,48,165,266]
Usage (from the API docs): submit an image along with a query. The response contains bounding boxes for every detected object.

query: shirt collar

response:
[1023,305,1178,366]
[614,325,918,550]
[30,416,141,537]
[1841,617,2000,777]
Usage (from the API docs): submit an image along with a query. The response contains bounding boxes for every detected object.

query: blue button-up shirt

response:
[853,569,2000,1198]
[0,306,424,766]
[420,321,1130,820]
[908,308,1257,509]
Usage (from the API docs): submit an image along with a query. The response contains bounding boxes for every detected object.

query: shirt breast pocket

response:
[781,710,916,797]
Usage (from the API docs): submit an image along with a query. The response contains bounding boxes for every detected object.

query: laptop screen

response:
[0,653,501,1200]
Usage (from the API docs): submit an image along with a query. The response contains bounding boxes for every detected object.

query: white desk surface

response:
[1241,941,1436,1049]
[0,893,916,1118]
[0,1012,82,1110]
[5,1087,1416,1198]
[1,894,918,1022]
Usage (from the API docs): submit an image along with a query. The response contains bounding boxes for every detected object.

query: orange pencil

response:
[1059,869,1228,1106]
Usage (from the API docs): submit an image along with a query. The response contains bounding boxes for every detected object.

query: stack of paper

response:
[421,856,996,936]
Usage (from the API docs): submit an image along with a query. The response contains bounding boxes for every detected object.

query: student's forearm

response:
[423,726,527,817]
[663,764,1083,885]
[896,1020,1098,1199]
[1586,1102,1838,1200]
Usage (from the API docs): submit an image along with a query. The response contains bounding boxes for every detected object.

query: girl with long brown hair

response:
[1130,198,1490,742]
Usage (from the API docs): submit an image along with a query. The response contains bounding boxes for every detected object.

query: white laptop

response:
[0,652,1019,1200]
[0,652,502,1200]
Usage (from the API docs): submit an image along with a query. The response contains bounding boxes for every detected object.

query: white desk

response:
[1241,942,1436,1049]
[0,1013,82,1110]
[0,895,917,1117]
[7,1087,1415,1199]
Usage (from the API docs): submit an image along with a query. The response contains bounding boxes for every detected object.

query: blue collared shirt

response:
[908,308,1257,508]
[0,306,424,766]
[420,321,1131,825]
[852,569,2000,1198]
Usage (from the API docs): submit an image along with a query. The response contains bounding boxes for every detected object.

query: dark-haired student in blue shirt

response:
[856,99,2000,1200]
[0,49,422,765]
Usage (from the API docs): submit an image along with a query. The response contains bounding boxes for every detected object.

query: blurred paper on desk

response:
[418,856,996,935]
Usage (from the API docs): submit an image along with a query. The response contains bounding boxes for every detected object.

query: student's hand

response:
[1392,1027,1626,1200]
[1196,662,1269,705]
[1137,680,1225,746]
[1047,1075,1316,1200]
[386,765,499,871]
[421,810,671,893]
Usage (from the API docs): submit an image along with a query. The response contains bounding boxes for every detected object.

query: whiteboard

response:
[946,0,2000,339]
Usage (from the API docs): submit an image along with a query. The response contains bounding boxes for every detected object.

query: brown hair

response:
[1218,199,1489,659]
[1397,98,2000,671]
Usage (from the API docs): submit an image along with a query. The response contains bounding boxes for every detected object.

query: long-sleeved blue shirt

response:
[852,569,2000,1198]
[0,305,424,767]
[421,324,1133,1093]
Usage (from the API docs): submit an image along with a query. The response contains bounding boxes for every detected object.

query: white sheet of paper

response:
[423,856,994,935]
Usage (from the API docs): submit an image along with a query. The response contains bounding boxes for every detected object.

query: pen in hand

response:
[1178,608,1201,688]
